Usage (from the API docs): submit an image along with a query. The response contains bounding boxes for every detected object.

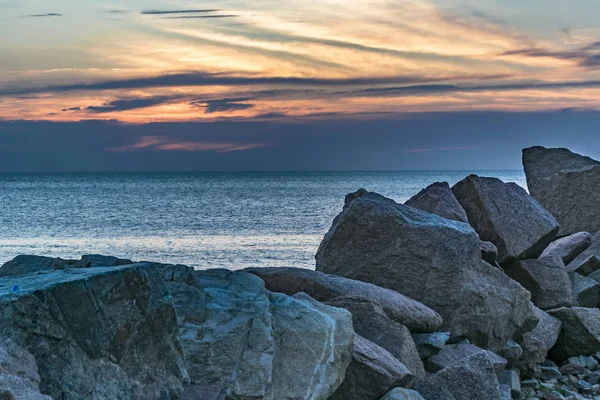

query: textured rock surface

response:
[0,339,51,400]
[497,339,523,368]
[404,181,468,223]
[480,241,499,266]
[0,264,188,399]
[379,387,425,400]
[79,254,133,268]
[411,332,450,360]
[0,255,69,277]
[187,269,353,400]
[452,174,559,263]
[502,257,573,310]
[540,232,593,265]
[326,296,425,379]
[424,343,507,374]
[571,273,599,308]
[415,352,502,400]
[315,190,537,352]
[548,307,600,362]
[329,335,415,400]
[518,305,562,375]
[245,267,442,333]
[523,146,600,236]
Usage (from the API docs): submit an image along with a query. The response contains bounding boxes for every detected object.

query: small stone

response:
[522,379,541,389]
[586,356,599,370]
[498,369,521,398]
[578,379,593,390]
[411,332,450,360]
[584,372,600,385]
[560,364,586,375]
[522,386,537,396]
[540,366,562,381]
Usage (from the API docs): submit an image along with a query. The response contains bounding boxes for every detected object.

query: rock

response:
[560,363,586,375]
[452,174,559,263]
[0,339,51,400]
[423,343,506,374]
[326,296,425,379]
[155,263,207,325]
[498,369,521,399]
[540,232,593,265]
[499,384,511,400]
[481,241,499,265]
[497,339,524,368]
[415,352,502,400]
[315,190,538,351]
[518,306,562,375]
[329,335,415,400]
[79,254,133,268]
[540,366,562,380]
[379,388,425,400]
[523,146,600,236]
[571,273,599,308]
[404,182,468,223]
[0,255,74,277]
[411,332,450,360]
[0,264,188,399]
[245,267,442,333]
[502,257,573,310]
[571,256,600,277]
[548,307,600,362]
[188,269,354,400]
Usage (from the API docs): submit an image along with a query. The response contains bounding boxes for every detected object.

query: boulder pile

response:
[1,146,600,399]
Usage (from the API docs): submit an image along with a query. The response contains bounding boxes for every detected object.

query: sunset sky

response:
[1,0,599,170]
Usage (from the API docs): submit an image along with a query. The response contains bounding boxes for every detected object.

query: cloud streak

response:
[106,136,269,152]
[141,9,222,15]
[20,13,62,18]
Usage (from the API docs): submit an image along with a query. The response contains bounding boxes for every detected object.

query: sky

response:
[1,0,600,171]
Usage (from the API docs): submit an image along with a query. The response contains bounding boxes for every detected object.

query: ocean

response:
[0,171,526,269]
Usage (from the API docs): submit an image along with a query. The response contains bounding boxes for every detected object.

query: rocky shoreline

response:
[2,145,600,400]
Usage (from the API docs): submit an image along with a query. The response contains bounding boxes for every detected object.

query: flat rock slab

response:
[548,307,600,362]
[540,232,593,265]
[424,343,506,374]
[329,335,415,400]
[315,190,537,352]
[502,257,573,310]
[0,265,188,400]
[452,174,559,263]
[405,181,468,223]
[245,266,442,333]
[415,352,502,400]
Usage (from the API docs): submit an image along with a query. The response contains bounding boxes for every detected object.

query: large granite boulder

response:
[452,175,559,263]
[523,146,600,236]
[415,352,502,400]
[517,305,562,375]
[185,269,353,400]
[380,388,425,400]
[540,232,593,264]
[548,307,600,362]
[0,339,51,400]
[326,296,425,379]
[329,335,415,400]
[571,273,599,307]
[315,190,538,352]
[0,265,188,399]
[245,267,442,333]
[502,257,573,310]
[405,182,468,223]
[568,232,600,274]
[423,343,506,374]
[0,254,133,277]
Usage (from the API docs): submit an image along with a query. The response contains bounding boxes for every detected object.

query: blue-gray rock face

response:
[548,307,600,362]
[316,190,537,352]
[0,264,188,399]
[0,339,52,400]
[405,182,468,223]
[379,388,425,400]
[540,232,593,265]
[452,175,559,263]
[523,146,600,236]
[517,305,562,375]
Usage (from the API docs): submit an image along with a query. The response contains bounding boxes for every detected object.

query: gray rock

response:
[499,384,511,400]
[481,241,499,266]
[424,343,506,374]
[540,366,562,380]
[0,265,188,399]
[326,296,425,379]
[498,369,521,399]
[245,267,442,333]
[329,335,415,400]
[540,232,593,265]
[415,352,502,400]
[379,388,425,400]
[497,339,523,368]
[523,146,600,236]
[315,190,538,352]
[571,256,600,277]
[548,307,600,362]
[571,273,599,308]
[188,269,354,400]
[405,181,468,223]
[452,175,559,263]
[0,255,75,277]
[569,232,600,273]
[518,305,562,375]
[411,332,450,360]
[0,339,51,400]
[79,254,133,268]
[502,257,573,310]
